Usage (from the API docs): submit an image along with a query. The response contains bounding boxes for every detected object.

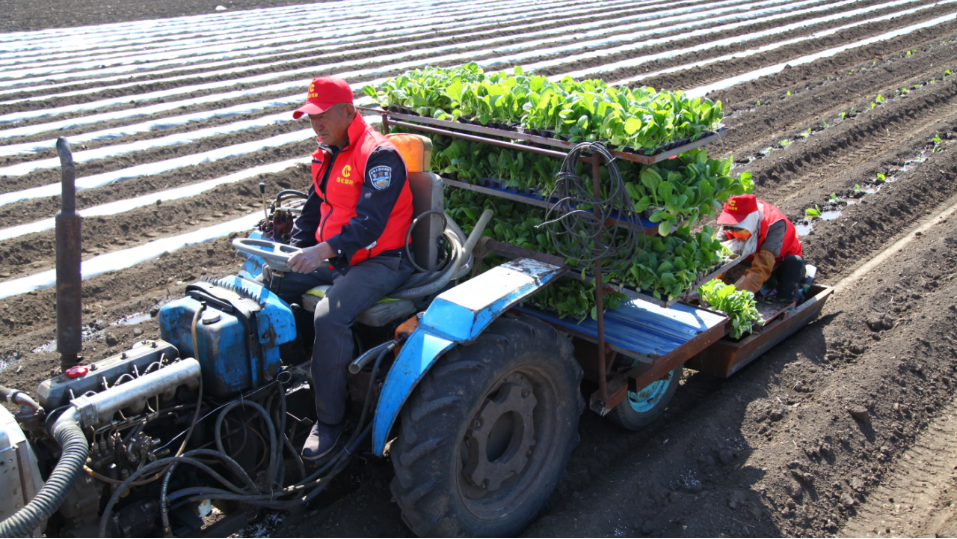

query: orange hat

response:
[292,77,354,119]
[717,194,758,225]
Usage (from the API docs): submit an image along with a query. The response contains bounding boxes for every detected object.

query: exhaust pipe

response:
[55,137,83,372]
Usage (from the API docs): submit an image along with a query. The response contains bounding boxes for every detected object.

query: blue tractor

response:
[0,121,830,538]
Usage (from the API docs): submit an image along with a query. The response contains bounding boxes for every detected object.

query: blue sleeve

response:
[289,185,321,248]
[325,146,407,263]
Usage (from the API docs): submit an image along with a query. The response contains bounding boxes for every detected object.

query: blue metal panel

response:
[215,275,297,348]
[239,230,265,280]
[372,328,454,456]
[158,297,252,397]
[372,257,564,456]
[515,297,727,358]
[419,258,564,344]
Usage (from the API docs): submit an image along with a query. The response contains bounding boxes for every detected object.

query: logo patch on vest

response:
[369,166,392,190]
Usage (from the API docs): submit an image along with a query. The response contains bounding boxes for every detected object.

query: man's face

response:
[309,103,354,147]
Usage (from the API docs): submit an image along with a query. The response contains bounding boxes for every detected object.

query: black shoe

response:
[301,421,345,462]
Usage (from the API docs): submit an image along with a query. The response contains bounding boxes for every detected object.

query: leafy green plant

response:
[854,184,863,192]
[365,64,724,154]
[622,149,751,235]
[786,91,792,96]
[840,112,847,120]
[799,128,812,139]
[828,192,840,205]
[780,139,791,147]
[934,135,943,152]
[870,102,877,110]
[697,280,763,338]
[875,94,885,103]
[805,205,821,218]
[876,173,887,182]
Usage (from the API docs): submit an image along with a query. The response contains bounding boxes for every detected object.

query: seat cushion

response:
[301,286,416,327]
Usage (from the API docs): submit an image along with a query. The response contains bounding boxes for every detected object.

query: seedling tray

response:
[360,106,727,165]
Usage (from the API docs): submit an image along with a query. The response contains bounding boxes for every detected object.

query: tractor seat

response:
[300,134,443,327]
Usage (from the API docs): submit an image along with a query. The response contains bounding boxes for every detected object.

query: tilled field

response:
[3,0,957,536]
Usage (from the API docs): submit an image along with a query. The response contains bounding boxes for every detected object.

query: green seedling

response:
[876,173,887,182]
[854,184,863,192]
[934,135,943,152]
[800,128,812,139]
[840,112,847,120]
[930,78,936,84]
[786,91,792,96]
[875,95,885,103]
[828,192,840,205]
[698,280,763,338]
[870,102,877,110]
[780,139,791,147]
[805,205,821,218]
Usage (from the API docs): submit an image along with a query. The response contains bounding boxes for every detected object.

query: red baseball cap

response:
[717,194,759,225]
[292,77,354,119]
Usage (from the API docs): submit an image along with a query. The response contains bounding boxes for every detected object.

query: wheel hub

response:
[463,376,537,491]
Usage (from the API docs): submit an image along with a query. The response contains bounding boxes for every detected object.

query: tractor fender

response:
[372,258,565,456]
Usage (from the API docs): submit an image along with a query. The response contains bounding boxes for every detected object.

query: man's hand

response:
[289,242,335,274]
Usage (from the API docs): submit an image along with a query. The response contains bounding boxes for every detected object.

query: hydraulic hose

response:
[389,208,492,300]
[0,385,41,415]
[0,411,88,538]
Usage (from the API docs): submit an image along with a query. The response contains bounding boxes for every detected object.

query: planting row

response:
[365,63,724,154]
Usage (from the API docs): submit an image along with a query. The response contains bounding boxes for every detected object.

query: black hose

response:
[99,456,252,537]
[0,419,88,538]
[214,400,277,491]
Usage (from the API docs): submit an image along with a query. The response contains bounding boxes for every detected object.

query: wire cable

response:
[541,142,641,274]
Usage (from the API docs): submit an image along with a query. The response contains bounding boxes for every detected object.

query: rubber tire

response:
[607,366,682,431]
[390,315,583,537]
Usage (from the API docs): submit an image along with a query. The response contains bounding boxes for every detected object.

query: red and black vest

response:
[311,115,413,265]
[756,201,803,264]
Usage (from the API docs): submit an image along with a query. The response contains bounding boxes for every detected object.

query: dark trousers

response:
[271,254,414,425]
[768,255,806,301]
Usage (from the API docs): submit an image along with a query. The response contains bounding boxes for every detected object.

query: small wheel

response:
[607,366,682,431]
[390,315,583,537]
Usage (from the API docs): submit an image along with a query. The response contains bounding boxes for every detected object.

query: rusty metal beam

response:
[590,318,729,415]
[55,137,83,371]
[359,106,727,165]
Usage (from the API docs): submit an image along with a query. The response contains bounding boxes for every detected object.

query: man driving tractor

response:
[261,77,414,462]
[717,194,805,301]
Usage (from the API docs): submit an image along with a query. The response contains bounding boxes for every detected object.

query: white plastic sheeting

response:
[685,11,957,97]
[0,129,314,207]
[0,159,302,241]
[0,112,295,174]
[0,213,261,300]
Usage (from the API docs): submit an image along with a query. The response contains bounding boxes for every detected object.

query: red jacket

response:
[310,115,413,266]
[756,201,802,264]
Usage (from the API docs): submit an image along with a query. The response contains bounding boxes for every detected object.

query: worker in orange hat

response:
[717,194,805,301]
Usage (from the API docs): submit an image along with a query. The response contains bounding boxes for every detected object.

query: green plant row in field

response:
[365,63,723,154]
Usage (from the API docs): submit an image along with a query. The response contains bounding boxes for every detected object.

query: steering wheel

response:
[232,238,302,272]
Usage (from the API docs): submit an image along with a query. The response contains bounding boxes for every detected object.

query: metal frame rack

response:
[361,106,744,414]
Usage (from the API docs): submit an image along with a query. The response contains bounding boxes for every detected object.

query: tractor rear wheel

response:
[607,366,682,431]
[390,315,583,537]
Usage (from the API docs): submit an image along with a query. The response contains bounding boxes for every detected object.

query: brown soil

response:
[3,0,957,537]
